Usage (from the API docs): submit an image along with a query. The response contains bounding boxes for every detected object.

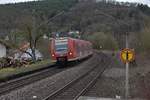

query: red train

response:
[50,37,93,63]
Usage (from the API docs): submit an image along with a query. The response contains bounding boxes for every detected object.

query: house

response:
[0,40,8,58]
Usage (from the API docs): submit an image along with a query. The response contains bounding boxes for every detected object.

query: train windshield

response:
[55,43,68,52]
[55,38,68,52]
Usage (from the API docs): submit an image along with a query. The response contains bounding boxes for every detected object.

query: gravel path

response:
[83,52,149,100]
[0,53,102,100]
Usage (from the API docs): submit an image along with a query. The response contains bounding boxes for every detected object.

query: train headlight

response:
[52,54,55,57]
[69,52,73,55]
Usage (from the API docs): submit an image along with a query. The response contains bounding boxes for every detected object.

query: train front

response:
[51,38,69,63]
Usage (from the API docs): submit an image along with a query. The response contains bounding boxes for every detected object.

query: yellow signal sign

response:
[120,48,135,63]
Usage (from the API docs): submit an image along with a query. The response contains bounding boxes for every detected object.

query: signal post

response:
[120,35,135,99]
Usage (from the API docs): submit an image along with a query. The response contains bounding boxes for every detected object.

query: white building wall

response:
[0,44,6,58]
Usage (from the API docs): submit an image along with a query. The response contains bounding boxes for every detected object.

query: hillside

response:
[0,0,77,35]
[48,1,150,48]
[0,0,150,49]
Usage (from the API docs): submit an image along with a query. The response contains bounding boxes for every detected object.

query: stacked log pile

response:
[0,57,34,69]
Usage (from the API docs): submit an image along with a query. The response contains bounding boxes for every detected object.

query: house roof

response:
[19,42,30,51]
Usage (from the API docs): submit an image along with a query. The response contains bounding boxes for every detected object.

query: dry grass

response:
[0,59,53,80]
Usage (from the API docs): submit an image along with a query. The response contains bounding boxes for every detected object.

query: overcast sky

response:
[0,0,37,4]
[0,0,149,6]
[116,0,150,6]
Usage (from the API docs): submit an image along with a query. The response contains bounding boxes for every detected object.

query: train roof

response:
[53,37,91,43]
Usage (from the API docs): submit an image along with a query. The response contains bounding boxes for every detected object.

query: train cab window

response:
[55,43,68,52]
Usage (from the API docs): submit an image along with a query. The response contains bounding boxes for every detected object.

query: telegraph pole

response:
[125,33,129,99]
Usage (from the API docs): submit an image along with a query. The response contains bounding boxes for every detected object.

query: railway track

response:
[0,56,92,96]
[0,65,68,95]
[43,54,111,100]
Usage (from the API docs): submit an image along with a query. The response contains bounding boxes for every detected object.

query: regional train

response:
[50,37,93,63]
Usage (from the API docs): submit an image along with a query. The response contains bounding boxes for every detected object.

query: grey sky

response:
[0,0,37,4]
[116,0,150,6]
[0,0,149,6]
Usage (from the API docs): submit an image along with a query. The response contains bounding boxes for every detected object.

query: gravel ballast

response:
[0,54,102,100]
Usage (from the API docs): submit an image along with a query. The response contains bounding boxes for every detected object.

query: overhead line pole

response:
[36,0,79,32]
[37,11,65,29]
[36,1,79,30]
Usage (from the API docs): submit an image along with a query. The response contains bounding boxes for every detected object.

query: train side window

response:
[76,42,80,53]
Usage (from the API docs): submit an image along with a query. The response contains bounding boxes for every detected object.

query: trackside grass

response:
[0,59,54,82]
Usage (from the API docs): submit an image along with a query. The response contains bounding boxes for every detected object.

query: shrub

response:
[85,32,119,50]
[136,28,150,53]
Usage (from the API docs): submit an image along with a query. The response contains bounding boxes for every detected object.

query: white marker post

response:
[125,61,129,99]
[125,33,129,99]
